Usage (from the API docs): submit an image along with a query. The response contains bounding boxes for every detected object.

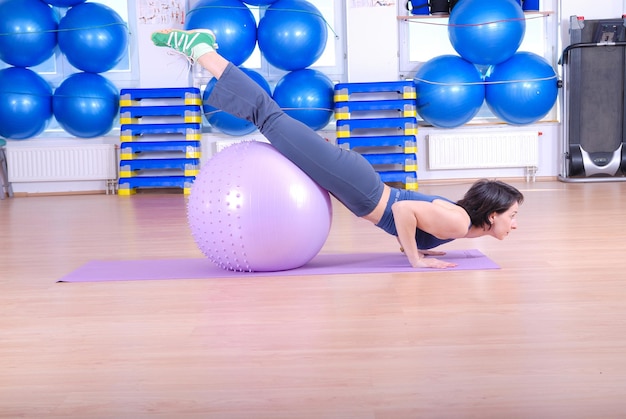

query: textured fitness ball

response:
[186,0,257,66]
[0,67,53,140]
[414,55,485,128]
[58,2,128,73]
[202,67,272,136]
[448,0,525,66]
[0,0,59,68]
[187,141,332,272]
[257,0,328,71]
[485,52,558,125]
[53,72,119,138]
[272,69,334,131]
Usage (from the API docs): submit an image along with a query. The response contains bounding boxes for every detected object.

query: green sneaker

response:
[151,29,218,62]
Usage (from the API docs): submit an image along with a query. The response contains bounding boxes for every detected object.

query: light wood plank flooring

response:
[1,179,626,418]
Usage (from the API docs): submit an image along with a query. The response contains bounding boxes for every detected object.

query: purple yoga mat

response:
[57,250,499,283]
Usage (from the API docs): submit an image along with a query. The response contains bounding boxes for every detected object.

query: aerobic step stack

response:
[334,81,419,190]
[118,87,202,195]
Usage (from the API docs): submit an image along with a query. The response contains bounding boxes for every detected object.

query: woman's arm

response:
[391,200,470,269]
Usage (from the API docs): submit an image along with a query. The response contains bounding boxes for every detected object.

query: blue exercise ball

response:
[202,67,272,136]
[414,55,485,128]
[273,69,333,131]
[58,2,128,73]
[258,0,327,71]
[448,0,525,66]
[485,52,558,125]
[53,72,119,138]
[243,0,279,5]
[186,0,257,66]
[0,67,53,140]
[42,0,87,7]
[0,0,59,68]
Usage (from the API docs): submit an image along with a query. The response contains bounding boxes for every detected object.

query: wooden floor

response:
[2,179,626,418]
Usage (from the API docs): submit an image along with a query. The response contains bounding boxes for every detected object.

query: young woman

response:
[151,29,524,269]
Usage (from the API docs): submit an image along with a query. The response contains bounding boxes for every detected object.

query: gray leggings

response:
[207,63,385,217]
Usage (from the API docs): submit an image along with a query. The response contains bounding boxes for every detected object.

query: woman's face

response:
[490,202,519,240]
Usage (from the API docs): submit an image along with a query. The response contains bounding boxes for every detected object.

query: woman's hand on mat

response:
[398,247,446,258]
[412,256,457,269]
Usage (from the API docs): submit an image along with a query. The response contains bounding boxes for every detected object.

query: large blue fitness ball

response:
[0,67,53,140]
[485,52,558,125]
[186,0,257,66]
[414,55,485,128]
[42,0,87,7]
[242,0,279,5]
[202,67,272,136]
[258,0,328,71]
[0,0,59,68]
[448,0,525,66]
[58,2,128,73]
[53,72,119,138]
[273,69,334,131]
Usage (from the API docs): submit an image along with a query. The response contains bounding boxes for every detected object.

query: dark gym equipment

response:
[559,16,626,182]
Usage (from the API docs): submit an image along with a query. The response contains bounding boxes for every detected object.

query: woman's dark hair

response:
[456,179,524,228]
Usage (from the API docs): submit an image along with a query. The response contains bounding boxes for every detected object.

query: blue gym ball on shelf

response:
[414,55,485,129]
[448,0,526,66]
[186,0,257,66]
[273,69,334,131]
[485,52,559,125]
[58,2,129,73]
[258,0,328,71]
[0,0,59,68]
[0,67,53,140]
[53,73,120,138]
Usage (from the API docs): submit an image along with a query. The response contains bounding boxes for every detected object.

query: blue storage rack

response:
[334,81,419,189]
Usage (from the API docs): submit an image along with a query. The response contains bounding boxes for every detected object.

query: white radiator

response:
[7,144,118,183]
[428,131,539,170]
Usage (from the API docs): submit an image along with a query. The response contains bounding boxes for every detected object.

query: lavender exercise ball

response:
[187,141,332,272]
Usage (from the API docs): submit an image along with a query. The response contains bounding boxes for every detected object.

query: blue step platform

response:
[334,99,417,120]
[378,171,418,190]
[119,87,201,106]
[334,81,416,102]
[120,141,201,160]
[336,117,418,138]
[362,153,417,172]
[118,176,196,195]
[120,105,202,124]
[120,123,202,142]
[337,135,417,154]
[119,158,200,178]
